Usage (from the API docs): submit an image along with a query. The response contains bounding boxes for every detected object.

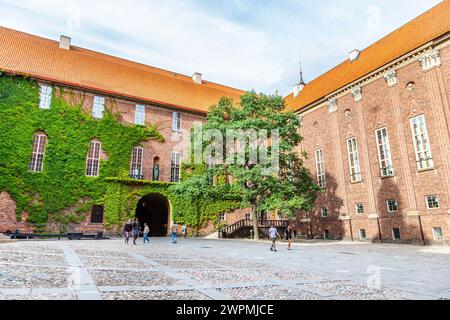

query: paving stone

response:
[101,290,212,300]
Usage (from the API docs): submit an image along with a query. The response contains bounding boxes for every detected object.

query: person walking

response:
[171,222,179,244]
[143,223,150,244]
[285,225,294,250]
[181,224,187,238]
[269,223,280,252]
[132,218,140,245]
[123,219,133,245]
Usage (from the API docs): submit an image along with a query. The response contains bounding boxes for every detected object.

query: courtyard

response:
[0,238,449,300]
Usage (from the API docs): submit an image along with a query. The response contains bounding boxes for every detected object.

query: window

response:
[315,149,326,188]
[171,152,181,182]
[320,208,329,218]
[323,230,330,240]
[356,203,365,214]
[86,140,101,177]
[130,147,144,179]
[410,115,433,170]
[90,205,104,224]
[92,96,105,119]
[219,213,226,222]
[359,229,367,240]
[28,133,47,172]
[39,84,52,109]
[135,105,146,126]
[376,128,394,177]
[426,195,440,209]
[432,227,443,241]
[387,200,398,213]
[347,138,362,182]
[392,228,401,240]
[245,214,252,221]
[172,112,181,132]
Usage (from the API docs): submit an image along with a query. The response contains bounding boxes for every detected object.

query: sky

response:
[0,0,442,95]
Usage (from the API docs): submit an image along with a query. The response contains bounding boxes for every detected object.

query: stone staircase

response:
[218,219,290,239]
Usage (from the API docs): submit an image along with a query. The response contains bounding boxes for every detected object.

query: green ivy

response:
[0,74,162,226]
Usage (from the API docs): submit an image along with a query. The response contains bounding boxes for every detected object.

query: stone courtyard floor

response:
[0,238,449,300]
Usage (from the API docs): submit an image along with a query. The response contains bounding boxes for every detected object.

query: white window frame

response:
[347,138,362,182]
[171,152,181,182]
[92,96,105,119]
[86,140,101,177]
[359,229,367,240]
[315,149,326,188]
[130,147,144,179]
[386,200,398,213]
[410,115,433,170]
[135,105,146,126]
[29,133,47,172]
[432,227,443,241]
[392,228,401,240]
[376,127,394,177]
[219,212,226,222]
[320,208,329,218]
[39,84,52,109]
[356,203,365,215]
[425,195,440,210]
[172,112,182,132]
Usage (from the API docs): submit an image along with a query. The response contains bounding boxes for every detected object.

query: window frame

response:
[347,137,362,183]
[432,227,443,241]
[130,146,144,179]
[28,133,47,172]
[92,96,105,119]
[170,151,181,182]
[425,195,440,210]
[410,115,433,170]
[320,207,329,218]
[386,200,398,213]
[219,212,226,222]
[172,112,182,132]
[39,84,52,110]
[90,205,104,224]
[134,104,146,126]
[392,228,401,240]
[315,149,326,188]
[359,229,367,240]
[85,140,102,177]
[355,203,365,215]
[375,127,394,177]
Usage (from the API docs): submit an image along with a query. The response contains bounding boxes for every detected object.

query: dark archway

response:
[135,193,170,237]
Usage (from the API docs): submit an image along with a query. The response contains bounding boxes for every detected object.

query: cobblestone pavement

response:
[0,238,449,300]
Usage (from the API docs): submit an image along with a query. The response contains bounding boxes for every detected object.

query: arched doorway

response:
[135,194,170,237]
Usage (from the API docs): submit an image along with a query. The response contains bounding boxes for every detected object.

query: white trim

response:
[171,151,181,182]
[355,203,365,215]
[92,96,105,119]
[39,84,52,109]
[425,195,440,210]
[347,137,362,182]
[386,200,398,213]
[432,227,444,241]
[410,115,434,170]
[172,112,182,132]
[375,127,394,177]
[359,229,367,240]
[29,133,47,172]
[315,149,326,188]
[85,140,101,177]
[392,228,401,240]
[134,104,146,126]
[130,146,144,178]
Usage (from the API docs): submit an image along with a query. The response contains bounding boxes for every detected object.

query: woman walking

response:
[143,223,150,244]
[123,219,133,245]
[285,225,294,250]
[132,218,140,245]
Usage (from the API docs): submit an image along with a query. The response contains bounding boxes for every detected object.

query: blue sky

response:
[0,0,442,95]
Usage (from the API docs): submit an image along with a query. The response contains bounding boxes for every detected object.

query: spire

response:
[299,55,305,86]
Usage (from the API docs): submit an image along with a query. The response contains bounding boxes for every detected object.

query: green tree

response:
[201,92,320,240]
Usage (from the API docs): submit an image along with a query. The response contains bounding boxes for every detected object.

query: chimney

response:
[59,35,71,50]
[192,72,202,84]
[349,49,360,62]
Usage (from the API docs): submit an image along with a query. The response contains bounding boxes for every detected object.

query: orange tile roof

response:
[0,27,244,114]
[285,1,450,112]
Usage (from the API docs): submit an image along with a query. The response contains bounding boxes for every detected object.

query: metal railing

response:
[219,219,290,238]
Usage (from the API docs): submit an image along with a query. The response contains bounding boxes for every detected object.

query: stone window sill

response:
[380,175,395,179]
[417,167,435,173]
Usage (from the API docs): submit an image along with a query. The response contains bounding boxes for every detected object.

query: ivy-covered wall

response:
[0,74,162,229]
[0,74,240,233]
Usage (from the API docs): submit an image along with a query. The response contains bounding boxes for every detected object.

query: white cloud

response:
[0,0,442,95]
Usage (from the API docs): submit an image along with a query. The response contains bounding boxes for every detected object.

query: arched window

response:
[29,133,47,172]
[86,140,101,177]
[130,146,144,180]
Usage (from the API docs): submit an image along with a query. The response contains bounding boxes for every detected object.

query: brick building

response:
[286,1,450,245]
[0,2,449,244]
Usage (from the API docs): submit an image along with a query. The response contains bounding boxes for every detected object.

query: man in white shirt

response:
[269,224,280,252]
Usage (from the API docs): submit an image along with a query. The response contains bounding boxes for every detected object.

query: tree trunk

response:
[251,204,260,240]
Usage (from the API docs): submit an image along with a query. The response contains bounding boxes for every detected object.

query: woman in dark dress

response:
[132,218,140,245]
[285,225,294,250]
[123,219,133,245]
